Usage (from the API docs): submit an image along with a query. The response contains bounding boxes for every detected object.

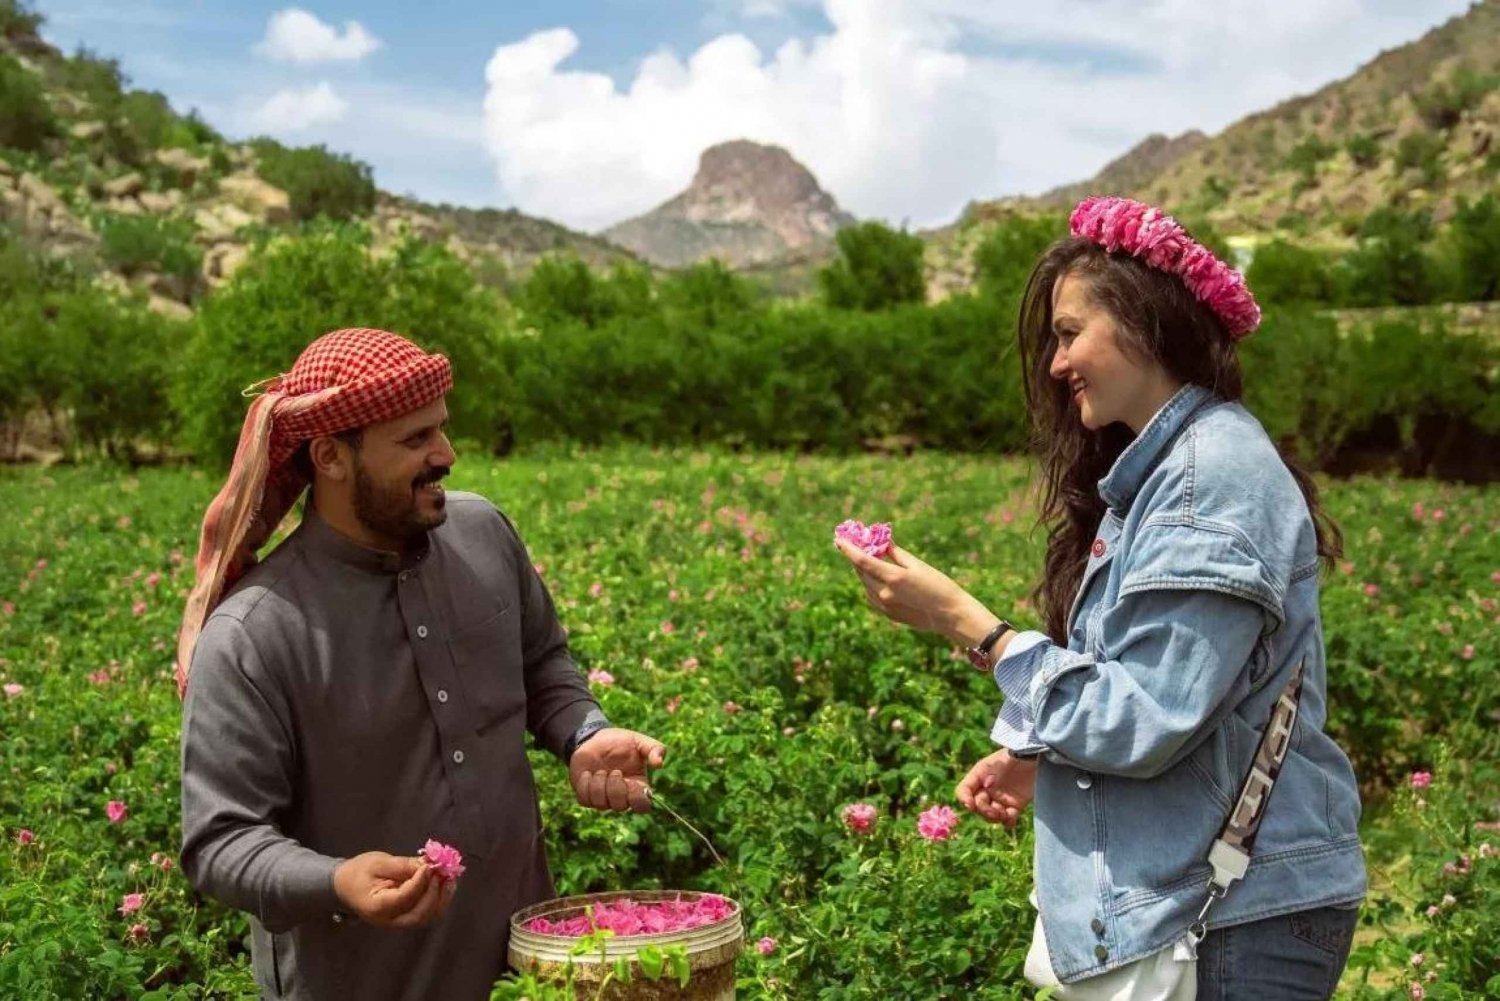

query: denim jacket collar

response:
[1097,383,1215,513]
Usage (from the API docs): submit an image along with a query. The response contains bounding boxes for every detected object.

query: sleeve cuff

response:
[993,629,1049,709]
[990,699,1047,755]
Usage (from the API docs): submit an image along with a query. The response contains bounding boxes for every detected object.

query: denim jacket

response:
[991,384,1366,983]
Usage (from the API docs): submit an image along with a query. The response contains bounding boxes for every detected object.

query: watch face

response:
[965,647,989,670]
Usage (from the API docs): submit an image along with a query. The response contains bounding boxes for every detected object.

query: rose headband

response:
[1069,196,1261,339]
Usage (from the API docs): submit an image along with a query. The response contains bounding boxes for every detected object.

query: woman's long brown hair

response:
[1017,237,1343,643]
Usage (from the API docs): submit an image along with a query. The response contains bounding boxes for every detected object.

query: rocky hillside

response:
[603,140,855,268]
[973,1,1499,243]
[0,5,635,316]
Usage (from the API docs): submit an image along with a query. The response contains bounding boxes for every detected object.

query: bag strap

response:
[1189,658,1305,939]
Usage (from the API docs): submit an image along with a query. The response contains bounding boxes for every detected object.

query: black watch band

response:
[965,619,1017,672]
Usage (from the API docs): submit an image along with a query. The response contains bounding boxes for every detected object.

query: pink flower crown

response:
[1069,196,1261,339]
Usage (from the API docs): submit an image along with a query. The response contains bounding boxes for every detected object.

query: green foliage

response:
[818,221,926,311]
[172,223,507,466]
[513,256,656,329]
[0,52,59,152]
[249,138,376,222]
[1246,238,1336,305]
[96,213,201,283]
[1286,135,1336,187]
[1413,64,1500,131]
[1434,193,1500,302]
[0,453,1495,998]
[0,0,43,39]
[1336,207,1438,307]
[971,213,1065,301]
[1345,133,1381,170]
[1198,174,1233,209]
[1395,132,1446,188]
[658,259,758,329]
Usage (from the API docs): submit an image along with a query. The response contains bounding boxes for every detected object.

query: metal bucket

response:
[508,890,744,1000]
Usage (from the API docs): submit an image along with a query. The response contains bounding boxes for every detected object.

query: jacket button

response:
[1076,772,1093,790]
[1095,944,1109,962]
[1091,917,1105,935]
[1091,539,1106,558]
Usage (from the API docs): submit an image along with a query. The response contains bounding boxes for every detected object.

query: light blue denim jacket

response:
[991,384,1366,983]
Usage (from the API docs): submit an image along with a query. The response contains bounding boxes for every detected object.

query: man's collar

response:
[1098,384,1216,512]
[297,503,431,575]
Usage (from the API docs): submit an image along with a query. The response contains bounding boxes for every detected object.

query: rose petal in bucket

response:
[834,520,892,558]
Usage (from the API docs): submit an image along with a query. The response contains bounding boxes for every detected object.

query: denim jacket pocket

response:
[449,604,525,732]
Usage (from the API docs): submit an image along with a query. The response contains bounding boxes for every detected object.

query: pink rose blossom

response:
[1363,583,1380,597]
[1412,502,1425,521]
[756,936,777,956]
[917,804,959,842]
[1426,904,1440,918]
[1442,893,1456,907]
[834,520,893,559]
[665,696,682,714]
[3,683,23,699]
[1461,645,1475,660]
[681,656,700,672]
[842,803,878,834]
[1432,509,1446,522]
[1410,771,1433,789]
[106,801,128,824]
[1410,984,1425,1000]
[722,701,740,715]
[420,839,465,883]
[526,894,736,937]
[89,668,112,686]
[1411,953,1424,967]
[587,669,615,687]
[660,620,676,635]
[588,581,604,598]
[1,601,14,616]
[118,893,144,915]
[128,923,149,942]
[145,572,161,589]
[17,828,35,845]
[131,599,146,617]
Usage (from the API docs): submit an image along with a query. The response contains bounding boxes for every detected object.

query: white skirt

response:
[1023,890,1199,1001]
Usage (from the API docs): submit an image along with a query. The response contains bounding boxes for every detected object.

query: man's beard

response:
[352,459,449,547]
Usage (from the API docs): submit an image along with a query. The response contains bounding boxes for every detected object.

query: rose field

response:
[1,448,1496,999]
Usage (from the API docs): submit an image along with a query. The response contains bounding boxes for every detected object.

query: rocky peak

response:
[603,139,854,268]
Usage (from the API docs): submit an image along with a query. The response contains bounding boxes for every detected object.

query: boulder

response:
[105,195,144,215]
[137,189,183,213]
[147,295,194,321]
[102,172,145,198]
[193,203,255,242]
[217,174,291,223]
[70,120,105,141]
[203,242,250,285]
[154,148,211,188]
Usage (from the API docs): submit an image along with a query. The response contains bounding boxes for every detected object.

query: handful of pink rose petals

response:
[834,519,893,559]
[420,839,465,883]
[525,893,736,937]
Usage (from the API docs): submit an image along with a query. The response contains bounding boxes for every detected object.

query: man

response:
[177,328,665,1000]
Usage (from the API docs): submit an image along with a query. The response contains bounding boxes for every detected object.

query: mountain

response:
[968,0,1500,243]
[602,140,855,269]
[0,7,636,316]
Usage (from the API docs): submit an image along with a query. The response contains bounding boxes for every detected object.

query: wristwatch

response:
[563,709,611,764]
[965,619,1017,673]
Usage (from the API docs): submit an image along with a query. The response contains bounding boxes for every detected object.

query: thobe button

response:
[1091,917,1106,935]
[1076,772,1093,790]
[416,624,429,639]
[437,689,449,704]
[452,749,465,764]
[332,913,344,924]
[399,571,410,582]
[1094,945,1109,962]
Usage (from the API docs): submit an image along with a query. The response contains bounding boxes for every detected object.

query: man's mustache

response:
[414,466,450,488]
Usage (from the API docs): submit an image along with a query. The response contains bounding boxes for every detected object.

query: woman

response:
[835,197,1365,999]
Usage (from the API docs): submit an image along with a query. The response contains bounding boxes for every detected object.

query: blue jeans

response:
[1197,904,1360,1000]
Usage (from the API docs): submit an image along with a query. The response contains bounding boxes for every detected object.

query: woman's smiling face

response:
[1047,271,1181,434]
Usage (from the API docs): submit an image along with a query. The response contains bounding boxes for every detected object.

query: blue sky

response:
[31,1,1476,233]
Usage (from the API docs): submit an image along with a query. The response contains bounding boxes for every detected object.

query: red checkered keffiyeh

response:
[175,328,452,696]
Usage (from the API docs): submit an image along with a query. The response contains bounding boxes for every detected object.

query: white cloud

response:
[256,8,381,64]
[480,0,1471,232]
[249,81,349,132]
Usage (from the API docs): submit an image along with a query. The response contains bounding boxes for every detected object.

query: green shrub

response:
[173,223,507,466]
[818,222,926,311]
[249,138,376,222]
[1345,133,1381,169]
[514,256,656,329]
[1395,132,1446,187]
[1285,135,1335,186]
[971,213,1065,302]
[1246,238,1336,305]
[96,213,201,283]
[0,52,59,152]
[1414,64,1500,131]
[0,0,43,40]
[1335,207,1438,307]
[1434,193,1500,302]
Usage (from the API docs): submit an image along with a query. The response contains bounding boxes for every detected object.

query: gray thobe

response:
[180,491,600,1000]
